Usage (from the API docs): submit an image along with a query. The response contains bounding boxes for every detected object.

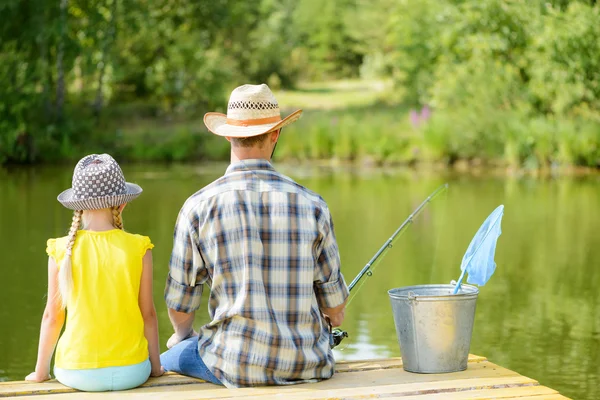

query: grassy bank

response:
[277,108,600,170]
[7,80,600,169]
[119,80,600,170]
[276,81,600,169]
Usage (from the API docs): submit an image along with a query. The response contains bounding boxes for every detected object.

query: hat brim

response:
[57,183,143,210]
[204,109,303,138]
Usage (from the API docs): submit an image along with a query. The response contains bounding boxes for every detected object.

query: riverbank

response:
[4,80,599,170]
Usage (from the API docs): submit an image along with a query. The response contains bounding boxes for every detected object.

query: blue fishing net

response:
[458,205,504,287]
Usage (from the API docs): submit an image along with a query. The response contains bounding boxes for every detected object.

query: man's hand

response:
[322,309,345,327]
[166,330,198,349]
[166,308,197,349]
[321,301,346,327]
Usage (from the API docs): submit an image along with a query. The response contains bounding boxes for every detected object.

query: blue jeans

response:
[160,336,222,385]
[54,359,151,391]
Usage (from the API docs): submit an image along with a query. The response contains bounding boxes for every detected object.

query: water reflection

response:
[0,164,598,399]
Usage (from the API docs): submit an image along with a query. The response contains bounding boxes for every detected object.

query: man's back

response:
[165,159,349,387]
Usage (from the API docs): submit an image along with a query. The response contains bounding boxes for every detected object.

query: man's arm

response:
[314,208,350,328]
[164,208,208,348]
[166,308,197,348]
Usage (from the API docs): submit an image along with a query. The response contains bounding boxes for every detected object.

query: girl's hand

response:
[151,366,165,377]
[25,371,51,383]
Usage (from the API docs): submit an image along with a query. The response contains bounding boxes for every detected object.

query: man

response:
[160,84,349,388]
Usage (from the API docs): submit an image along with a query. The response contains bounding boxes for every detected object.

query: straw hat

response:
[57,154,142,210]
[204,84,302,137]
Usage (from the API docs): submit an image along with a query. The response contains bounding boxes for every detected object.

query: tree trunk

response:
[40,10,51,119]
[56,0,68,119]
[94,0,118,116]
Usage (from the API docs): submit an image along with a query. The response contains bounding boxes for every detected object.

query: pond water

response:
[0,163,598,399]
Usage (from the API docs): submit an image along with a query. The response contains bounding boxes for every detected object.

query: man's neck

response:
[230,149,271,163]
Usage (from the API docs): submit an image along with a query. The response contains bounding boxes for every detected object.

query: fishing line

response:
[346,184,449,305]
[330,183,449,348]
[346,225,408,308]
[428,184,449,282]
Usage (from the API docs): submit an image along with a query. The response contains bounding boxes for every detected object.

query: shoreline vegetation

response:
[3,79,600,173]
[2,1,599,171]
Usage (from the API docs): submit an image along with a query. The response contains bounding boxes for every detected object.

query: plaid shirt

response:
[164,159,349,388]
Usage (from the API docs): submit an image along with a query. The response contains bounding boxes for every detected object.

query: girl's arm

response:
[139,250,164,377]
[26,257,65,382]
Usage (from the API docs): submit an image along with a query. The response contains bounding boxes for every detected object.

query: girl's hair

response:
[111,206,124,230]
[58,210,83,309]
[57,206,124,308]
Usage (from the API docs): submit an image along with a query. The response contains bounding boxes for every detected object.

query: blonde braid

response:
[58,210,82,309]
[112,206,124,230]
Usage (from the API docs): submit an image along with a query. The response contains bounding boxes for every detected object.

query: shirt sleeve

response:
[313,207,350,310]
[46,239,57,260]
[164,208,208,313]
[139,235,154,257]
[46,238,65,264]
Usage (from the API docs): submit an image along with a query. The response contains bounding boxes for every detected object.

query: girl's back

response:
[26,154,163,391]
[47,230,153,370]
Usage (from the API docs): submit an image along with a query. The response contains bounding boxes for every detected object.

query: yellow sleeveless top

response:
[46,229,154,369]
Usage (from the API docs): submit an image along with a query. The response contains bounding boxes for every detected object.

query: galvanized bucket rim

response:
[388,283,479,301]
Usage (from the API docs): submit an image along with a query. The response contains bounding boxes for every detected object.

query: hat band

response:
[226,115,281,127]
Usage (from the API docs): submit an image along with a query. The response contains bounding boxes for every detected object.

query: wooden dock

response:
[0,355,570,399]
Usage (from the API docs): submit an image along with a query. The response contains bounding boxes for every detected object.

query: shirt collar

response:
[225,159,276,175]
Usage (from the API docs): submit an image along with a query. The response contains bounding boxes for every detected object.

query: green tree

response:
[528,2,600,119]
[293,0,363,79]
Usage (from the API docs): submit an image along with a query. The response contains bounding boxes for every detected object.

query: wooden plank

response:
[0,355,489,397]
[2,356,567,400]
[0,373,206,397]
[7,361,526,399]
[215,377,542,400]
[226,386,562,400]
[139,373,204,387]
[0,371,196,388]
[0,383,73,398]
[335,354,487,373]
[357,386,560,400]
[7,380,565,400]
[506,396,570,400]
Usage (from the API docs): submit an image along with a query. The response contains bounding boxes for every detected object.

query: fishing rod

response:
[330,183,449,348]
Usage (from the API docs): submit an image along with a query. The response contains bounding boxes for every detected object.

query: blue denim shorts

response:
[160,336,222,385]
[54,359,151,392]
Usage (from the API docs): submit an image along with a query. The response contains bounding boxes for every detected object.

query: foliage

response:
[351,0,600,168]
[292,0,363,80]
[0,0,599,168]
[0,0,365,164]
[528,2,600,118]
[276,102,600,169]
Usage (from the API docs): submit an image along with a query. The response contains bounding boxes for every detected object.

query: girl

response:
[26,154,163,391]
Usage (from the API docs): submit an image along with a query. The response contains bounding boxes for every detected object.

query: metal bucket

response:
[388,284,478,373]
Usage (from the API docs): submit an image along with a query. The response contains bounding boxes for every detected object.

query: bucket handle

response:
[450,280,458,293]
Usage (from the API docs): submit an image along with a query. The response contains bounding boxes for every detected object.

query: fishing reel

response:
[330,328,348,348]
